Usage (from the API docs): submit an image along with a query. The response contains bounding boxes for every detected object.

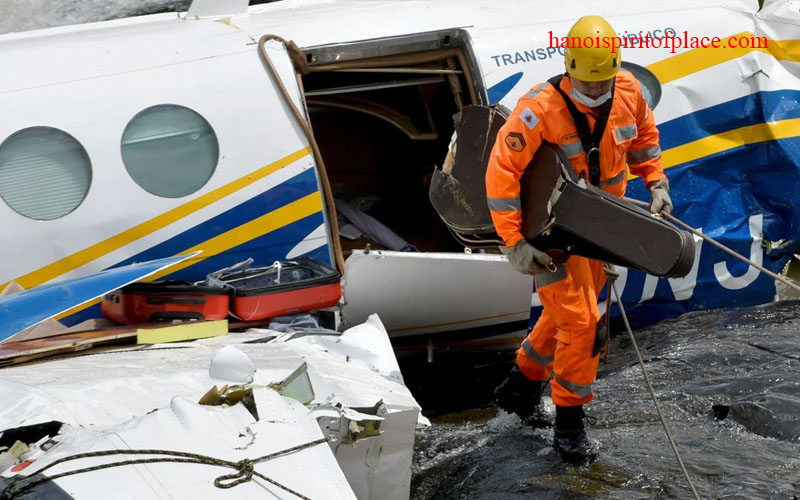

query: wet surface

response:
[401,299,800,499]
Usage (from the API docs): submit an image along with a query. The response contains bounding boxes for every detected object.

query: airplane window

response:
[621,61,662,110]
[121,105,219,198]
[0,127,92,220]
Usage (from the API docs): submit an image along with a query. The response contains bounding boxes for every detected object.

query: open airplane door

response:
[340,104,533,346]
[284,31,532,345]
[256,35,344,272]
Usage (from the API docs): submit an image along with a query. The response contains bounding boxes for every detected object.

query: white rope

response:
[609,277,702,500]
[624,197,800,294]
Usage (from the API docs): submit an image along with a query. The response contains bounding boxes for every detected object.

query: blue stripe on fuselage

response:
[112,167,322,268]
[658,89,800,150]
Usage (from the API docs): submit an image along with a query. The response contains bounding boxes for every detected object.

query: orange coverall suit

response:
[485,70,666,407]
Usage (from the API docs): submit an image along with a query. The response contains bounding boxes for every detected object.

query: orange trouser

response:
[516,256,607,407]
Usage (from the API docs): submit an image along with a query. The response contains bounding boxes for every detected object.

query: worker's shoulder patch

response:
[505,132,526,152]
[519,107,539,130]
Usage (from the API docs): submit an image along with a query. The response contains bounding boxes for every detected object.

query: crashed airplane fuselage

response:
[0,0,798,343]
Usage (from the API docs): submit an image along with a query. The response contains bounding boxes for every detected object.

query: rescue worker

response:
[485,15,672,464]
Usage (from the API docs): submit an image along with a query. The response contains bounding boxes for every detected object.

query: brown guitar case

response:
[520,142,694,278]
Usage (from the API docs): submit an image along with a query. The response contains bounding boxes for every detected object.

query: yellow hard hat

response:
[564,16,620,82]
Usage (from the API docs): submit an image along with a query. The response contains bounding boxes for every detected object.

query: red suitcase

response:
[218,258,341,321]
[101,281,230,324]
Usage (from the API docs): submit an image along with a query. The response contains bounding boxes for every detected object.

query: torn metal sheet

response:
[268,361,315,405]
[2,391,355,499]
[0,314,423,500]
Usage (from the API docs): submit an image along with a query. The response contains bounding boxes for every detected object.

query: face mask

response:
[570,86,612,107]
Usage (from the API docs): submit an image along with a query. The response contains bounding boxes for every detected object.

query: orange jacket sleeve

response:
[485,101,544,248]
[626,87,666,187]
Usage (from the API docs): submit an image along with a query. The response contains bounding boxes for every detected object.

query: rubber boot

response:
[553,405,597,465]
[493,365,549,427]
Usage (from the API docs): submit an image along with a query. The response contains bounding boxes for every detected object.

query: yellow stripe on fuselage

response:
[661,118,800,168]
[6,146,312,291]
[623,34,800,180]
[151,192,323,279]
[628,117,800,180]
[647,33,800,85]
[55,192,323,319]
[767,38,800,63]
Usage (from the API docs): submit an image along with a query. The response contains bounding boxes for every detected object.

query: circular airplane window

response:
[622,61,662,110]
[0,127,92,220]
[121,105,219,198]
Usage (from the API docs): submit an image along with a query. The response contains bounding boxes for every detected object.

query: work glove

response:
[648,178,673,216]
[501,240,553,275]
